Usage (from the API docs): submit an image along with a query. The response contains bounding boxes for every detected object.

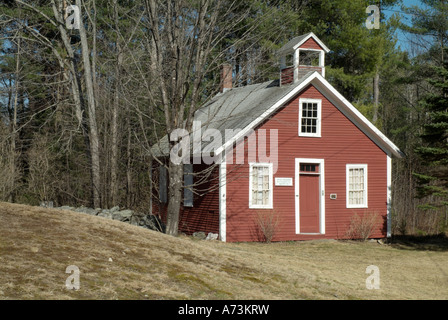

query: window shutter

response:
[159,166,167,204]
[183,164,193,207]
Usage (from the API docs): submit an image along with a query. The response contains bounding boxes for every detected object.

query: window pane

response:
[300,164,319,173]
[348,166,366,206]
[251,165,271,207]
[301,101,319,135]
[307,124,312,133]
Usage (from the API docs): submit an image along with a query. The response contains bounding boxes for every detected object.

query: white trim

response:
[296,48,325,81]
[346,164,368,209]
[249,162,274,209]
[293,49,299,83]
[214,72,404,159]
[387,154,392,238]
[219,152,227,242]
[298,98,322,137]
[293,32,330,53]
[215,74,314,156]
[297,48,325,66]
[297,48,324,52]
[295,158,325,234]
[310,74,404,158]
[320,51,325,77]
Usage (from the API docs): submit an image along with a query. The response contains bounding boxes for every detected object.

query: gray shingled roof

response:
[151,73,313,157]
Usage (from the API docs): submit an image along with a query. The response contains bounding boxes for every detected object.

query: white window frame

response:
[249,162,273,209]
[346,164,368,208]
[298,98,322,137]
[297,48,324,67]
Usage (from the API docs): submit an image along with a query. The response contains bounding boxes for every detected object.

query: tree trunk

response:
[111,0,121,206]
[110,63,120,206]
[9,35,20,202]
[166,162,183,236]
[126,109,132,208]
[76,0,101,208]
[372,70,379,124]
[51,0,94,206]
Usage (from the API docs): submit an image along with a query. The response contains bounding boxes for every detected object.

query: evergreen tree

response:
[296,0,400,125]
[399,0,448,230]
[414,55,448,210]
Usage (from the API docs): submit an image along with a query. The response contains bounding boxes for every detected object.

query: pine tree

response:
[414,55,448,210]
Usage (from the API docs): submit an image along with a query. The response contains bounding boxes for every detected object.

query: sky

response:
[382,0,432,54]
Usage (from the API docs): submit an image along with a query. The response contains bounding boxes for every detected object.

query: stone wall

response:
[40,202,218,240]
[46,204,165,232]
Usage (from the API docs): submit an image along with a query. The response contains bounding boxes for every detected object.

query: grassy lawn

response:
[0,201,447,300]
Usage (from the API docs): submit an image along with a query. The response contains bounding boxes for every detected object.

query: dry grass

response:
[0,201,447,300]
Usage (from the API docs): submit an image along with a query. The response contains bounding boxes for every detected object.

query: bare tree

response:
[74,0,101,208]
[16,0,103,208]
[142,0,271,236]
[2,0,301,229]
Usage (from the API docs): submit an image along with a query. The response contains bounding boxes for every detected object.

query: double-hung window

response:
[249,163,273,209]
[299,98,322,137]
[346,164,368,208]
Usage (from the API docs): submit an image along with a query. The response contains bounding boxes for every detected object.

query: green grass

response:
[0,201,447,300]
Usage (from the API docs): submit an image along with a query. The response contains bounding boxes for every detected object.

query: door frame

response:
[295,158,325,235]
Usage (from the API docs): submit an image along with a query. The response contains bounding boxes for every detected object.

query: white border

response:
[249,162,274,209]
[298,98,322,137]
[346,164,368,209]
[295,158,325,234]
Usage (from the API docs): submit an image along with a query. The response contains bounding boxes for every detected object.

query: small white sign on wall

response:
[275,177,293,186]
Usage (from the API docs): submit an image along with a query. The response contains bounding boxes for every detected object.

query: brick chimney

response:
[220,64,232,93]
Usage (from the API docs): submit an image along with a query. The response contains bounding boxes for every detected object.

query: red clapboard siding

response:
[225,84,387,242]
[300,37,323,50]
[152,163,220,236]
[178,164,220,235]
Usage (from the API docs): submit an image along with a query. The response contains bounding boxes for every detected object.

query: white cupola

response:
[277,32,330,86]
